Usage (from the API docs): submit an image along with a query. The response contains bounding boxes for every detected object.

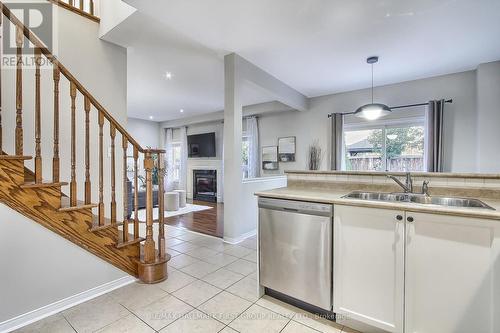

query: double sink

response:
[343,191,495,210]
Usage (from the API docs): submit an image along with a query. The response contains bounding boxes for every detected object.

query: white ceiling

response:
[118,0,500,121]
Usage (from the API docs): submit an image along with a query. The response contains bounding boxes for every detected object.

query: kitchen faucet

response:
[421,180,430,196]
[387,172,413,193]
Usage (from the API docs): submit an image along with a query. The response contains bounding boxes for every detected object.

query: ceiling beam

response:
[232,53,309,111]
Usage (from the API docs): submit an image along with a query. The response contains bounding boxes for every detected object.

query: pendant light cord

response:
[371,63,374,104]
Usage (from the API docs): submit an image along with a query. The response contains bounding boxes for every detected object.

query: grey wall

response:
[0,208,126,323]
[477,61,500,173]
[257,70,478,173]
[127,117,161,148]
[0,5,129,324]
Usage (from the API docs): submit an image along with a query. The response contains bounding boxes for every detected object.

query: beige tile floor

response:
[15,226,360,333]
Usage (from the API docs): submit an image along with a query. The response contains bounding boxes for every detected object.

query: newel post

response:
[143,150,156,263]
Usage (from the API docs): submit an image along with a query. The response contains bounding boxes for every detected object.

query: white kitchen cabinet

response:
[334,205,500,333]
[405,212,500,333]
[333,205,405,333]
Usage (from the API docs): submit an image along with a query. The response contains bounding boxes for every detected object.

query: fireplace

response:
[193,170,217,202]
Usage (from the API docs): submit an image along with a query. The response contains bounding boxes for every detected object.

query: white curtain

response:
[164,128,176,191]
[179,126,188,191]
[247,117,260,178]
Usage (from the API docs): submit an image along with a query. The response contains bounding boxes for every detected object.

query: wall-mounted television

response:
[188,132,216,158]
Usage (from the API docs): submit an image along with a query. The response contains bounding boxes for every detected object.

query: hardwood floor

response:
[163,200,224,238]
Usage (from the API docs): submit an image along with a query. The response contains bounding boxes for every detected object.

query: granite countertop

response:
[256,187,500,221]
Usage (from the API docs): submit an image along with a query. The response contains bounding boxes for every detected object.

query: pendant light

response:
[354,56,391,120]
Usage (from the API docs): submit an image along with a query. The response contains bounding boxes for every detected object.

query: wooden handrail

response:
[47,0,99,23]
[1,2,145,154]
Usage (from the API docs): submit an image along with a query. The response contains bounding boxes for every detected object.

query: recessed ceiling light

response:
[180,109,184,113]
[165,72,172,80]
[149,116,154,120]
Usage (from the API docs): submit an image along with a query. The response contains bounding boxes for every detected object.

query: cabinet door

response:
[405,212,500,333]
[333,205,404,333]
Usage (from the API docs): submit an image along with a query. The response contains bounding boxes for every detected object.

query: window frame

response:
[342,116,426,172]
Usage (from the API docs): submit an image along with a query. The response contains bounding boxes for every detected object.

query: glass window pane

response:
[242,137,250,178]
[171,144,182,181]
[344,129,384,171]
[386,125,425,172]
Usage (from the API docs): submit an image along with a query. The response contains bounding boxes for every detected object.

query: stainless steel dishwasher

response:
[259,197,333,311]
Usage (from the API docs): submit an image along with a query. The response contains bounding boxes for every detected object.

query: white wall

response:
[99,0,136,38]
[127,117,161,148]
[0,207,128,326]
[257,70,477,173]
[223,176,286,243]
[1,4,129,326]
[477,61,500,173]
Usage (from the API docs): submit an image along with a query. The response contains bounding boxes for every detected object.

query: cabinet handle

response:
[396,215,403,221]
[407,216,414,223]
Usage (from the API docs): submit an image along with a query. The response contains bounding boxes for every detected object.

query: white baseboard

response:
[0,276,136,333]
[224,229,256,244]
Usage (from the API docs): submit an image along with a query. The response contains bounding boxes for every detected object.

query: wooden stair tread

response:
[116,233,145,249]
[89,216,124,232]
[21,181,68,189]
[0,155,32,160]
[59,197,98,212]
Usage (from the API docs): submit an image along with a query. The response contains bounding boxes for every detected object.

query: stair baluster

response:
[34,48,42,183]
[133,146,139,239]
[89,0,94,16]
[79,0,83,11]
[84,96,91,204]
[110,124,116,224]
[122,137,129,242]
[52,65,60,182]
[15,25,23,156]
[98,111,104,226]
[70,82,77,206]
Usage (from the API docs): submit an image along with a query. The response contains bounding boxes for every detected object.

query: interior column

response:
[223,54,244,241]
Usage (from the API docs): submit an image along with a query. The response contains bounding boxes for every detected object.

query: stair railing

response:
[0,2,167,266]
[48,0,99,21]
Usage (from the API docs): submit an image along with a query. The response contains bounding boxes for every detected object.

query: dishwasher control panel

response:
[258,197,333,217]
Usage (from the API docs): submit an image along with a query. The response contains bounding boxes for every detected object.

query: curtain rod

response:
[327,99,453,118]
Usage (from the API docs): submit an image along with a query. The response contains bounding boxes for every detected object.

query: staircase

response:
[0,2,170,283]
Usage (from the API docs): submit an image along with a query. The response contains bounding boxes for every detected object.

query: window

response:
[343,121,425,172]
[171,143,181,181]
[242,136,250,179]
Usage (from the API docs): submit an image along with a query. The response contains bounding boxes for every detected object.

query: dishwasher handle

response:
[258,197,333,217]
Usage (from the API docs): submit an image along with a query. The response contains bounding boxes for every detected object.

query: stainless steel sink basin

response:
[343,191,495,210]
[343,192,407,202]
